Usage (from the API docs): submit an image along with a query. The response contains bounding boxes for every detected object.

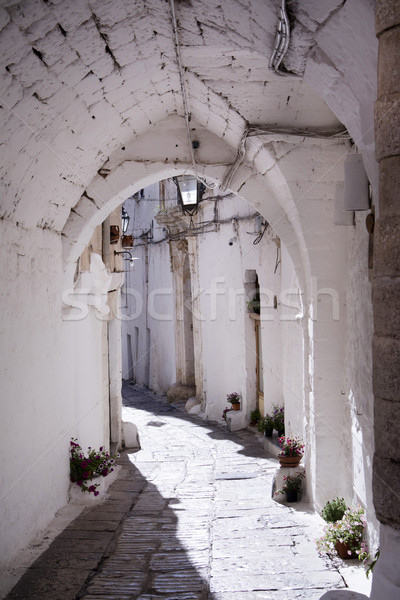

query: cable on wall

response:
[253,220,269,245]
[247,125,351,140]
[268,0,300,77]
[220,126,248,192]
[169,0,214,190]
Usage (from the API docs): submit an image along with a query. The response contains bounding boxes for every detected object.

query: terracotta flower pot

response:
[231,402,240,411]
[335,541,353,559]
[278,454,302,468]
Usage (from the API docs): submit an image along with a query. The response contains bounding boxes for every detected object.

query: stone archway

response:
[0,1,386,590]
[60,112,358,515]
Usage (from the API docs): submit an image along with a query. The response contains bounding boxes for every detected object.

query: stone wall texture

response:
[373,0,400,529]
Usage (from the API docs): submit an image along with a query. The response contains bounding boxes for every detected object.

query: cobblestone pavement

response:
[4,384,370,600]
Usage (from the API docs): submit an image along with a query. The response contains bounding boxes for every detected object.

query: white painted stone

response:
[320,592,368,600]
[370,524,400,600]
[121,421,140,450]
[68,465,121,504]
[52,1,92,32]
[272,465,307,505]
[188,403,203,416]
[185,397,201,413]
[225,410,246,433]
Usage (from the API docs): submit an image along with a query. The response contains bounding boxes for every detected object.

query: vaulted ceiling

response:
[0,0,376,236]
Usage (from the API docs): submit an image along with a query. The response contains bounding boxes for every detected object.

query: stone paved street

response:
[4,384,370,600]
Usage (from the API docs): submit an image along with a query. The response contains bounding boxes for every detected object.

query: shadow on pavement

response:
[4,450,217,600]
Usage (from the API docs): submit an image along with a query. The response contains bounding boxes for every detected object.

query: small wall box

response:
[121,235,134,248]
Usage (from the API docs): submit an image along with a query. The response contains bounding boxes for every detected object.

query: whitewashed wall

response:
[121,183,176,394]
[344,212,379,548]
[0,220,68,584]
[0,220,113,590]
[193,194,284,424]
[280,243,305,438]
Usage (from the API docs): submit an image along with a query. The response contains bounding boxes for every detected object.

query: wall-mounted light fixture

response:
[114,250,139,264]
[122,206,130,234]
[173,175,206,216]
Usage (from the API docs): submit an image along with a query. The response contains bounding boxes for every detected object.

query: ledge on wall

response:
[226,410,246,432]
[249,427,281,457]
[68,465,121,505]
[272,464,307,505]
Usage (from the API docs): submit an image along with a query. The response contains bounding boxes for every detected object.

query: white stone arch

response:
[61,119,310,297]
[56,10,378,508]
[60,110,353,508]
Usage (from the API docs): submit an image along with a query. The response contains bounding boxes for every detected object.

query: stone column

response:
[371,2,400,598]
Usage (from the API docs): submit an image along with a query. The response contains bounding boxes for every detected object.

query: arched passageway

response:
[0,1,398,598]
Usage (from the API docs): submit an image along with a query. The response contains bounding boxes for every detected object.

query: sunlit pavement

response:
[4,384,371,600]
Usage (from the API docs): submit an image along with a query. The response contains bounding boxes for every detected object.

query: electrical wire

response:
[274,244,281,273]
[253,220,269,245]
[247,125,351,139]
[268,0,299,78]
[169,0,214,190]
[132,210,266,246]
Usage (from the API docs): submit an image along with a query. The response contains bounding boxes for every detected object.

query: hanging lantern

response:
[173,175,205,215]
[121,206,130,234]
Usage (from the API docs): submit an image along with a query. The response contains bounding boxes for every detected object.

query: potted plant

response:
[258,413,274,437]
[250,408,261,426]
[275,471,305,502]
[277,436,304,467]
[226,392,241,411]
[69,438,119,496]
[321,497,348,523]
[272,404,285,436]
[316,506,368,560]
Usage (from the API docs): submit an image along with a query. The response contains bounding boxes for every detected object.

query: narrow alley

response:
[6,385,370,600]
[1,2,399,597]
